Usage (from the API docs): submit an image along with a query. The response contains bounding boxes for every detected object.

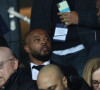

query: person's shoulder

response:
[13,69,38,90]
[77,77,92,90]
[50,60,79,76]
[18,78,38,90]
[58,64,79,76]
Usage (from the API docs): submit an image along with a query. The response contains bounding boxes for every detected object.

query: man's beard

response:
[31,50,51,62]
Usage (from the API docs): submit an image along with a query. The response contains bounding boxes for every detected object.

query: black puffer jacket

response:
[0,69,38,90]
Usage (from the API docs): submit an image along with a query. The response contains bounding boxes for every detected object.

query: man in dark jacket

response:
[23,28,78,81]
[23,28,91,90]
[0,46,37,90]
[30,0,100,76]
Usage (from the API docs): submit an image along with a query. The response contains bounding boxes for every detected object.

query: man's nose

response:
[42,39,46,44]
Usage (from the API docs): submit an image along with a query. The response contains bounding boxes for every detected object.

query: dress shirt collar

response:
[30,60,50,69]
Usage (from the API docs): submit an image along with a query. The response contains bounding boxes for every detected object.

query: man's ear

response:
[24,45,30,53]
[63,76,68,88]
[13,59,18,70]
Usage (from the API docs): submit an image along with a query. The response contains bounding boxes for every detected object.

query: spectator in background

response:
[0,46,37,90]
[24,28,51,80]
[30,0,100,76]
[83,57,100,90]
[23,28,81,90]
[23,28,78,79]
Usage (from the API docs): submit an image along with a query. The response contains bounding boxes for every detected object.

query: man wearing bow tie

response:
[23,28,78,81]
[30,0,100,77]
[23,28,91,90]
[24,28,51,80]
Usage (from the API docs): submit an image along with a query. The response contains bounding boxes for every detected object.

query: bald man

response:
[23,28,80,83]
[24,28,51,80]
[0,47,18,88]
[24,28,51,65]
[23,29,91,90]
[37,64,93,90]
[23,28,79,81]
[37,64,69,90]
[0,47,37,90]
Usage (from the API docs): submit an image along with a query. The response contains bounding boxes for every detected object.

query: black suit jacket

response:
[23,60,78,79]
[1,69,37,90]
[23,60,91,90]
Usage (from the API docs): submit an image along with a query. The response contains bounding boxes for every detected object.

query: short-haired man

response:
[24,28,78,81]
[37,64,68,90]
[23,28,91,90]
[37,64,92,90]
[24,28,51,80]
[0,47,37,90]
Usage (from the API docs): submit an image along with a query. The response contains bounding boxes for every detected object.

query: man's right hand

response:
[57,11,79,26]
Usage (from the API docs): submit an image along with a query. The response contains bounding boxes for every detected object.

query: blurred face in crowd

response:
[92,68,100,90]
[0,47,18,88]
[24,29,51,63]
[37,69,68,90]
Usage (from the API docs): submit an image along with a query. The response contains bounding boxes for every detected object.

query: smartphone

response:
[57,0,70,24]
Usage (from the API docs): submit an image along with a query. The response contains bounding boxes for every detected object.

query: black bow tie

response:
[32,65,45,71]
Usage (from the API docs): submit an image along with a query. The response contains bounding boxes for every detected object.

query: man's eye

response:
[45,37,50,41]
[35,39,40,42]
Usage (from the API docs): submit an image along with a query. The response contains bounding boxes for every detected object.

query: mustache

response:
[41,44,50,50]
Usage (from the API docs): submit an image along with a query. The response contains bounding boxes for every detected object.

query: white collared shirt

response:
[30,60,50,80]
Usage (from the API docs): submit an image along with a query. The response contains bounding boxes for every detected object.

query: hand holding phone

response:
[57,0,70,24]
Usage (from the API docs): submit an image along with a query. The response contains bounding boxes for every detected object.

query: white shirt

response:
[30,60,50,80]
